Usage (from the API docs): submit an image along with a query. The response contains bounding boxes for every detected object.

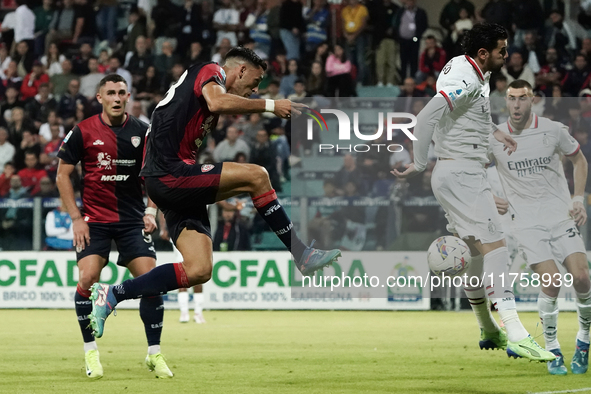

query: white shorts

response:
[513,219,586,267]
[431,160,504,244]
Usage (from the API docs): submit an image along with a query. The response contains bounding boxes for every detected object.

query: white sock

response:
[464,254,500,334]
[538,291,559,350]
[148,345,161,355]
[576,289,591,344]
[484,247,529,342]
[178,291,189,315]
[84,341,98,352]
[194,292,204,315]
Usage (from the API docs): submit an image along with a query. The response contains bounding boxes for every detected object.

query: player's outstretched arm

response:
[56,159,90,250]
[568,150,588,226]
[202,82,304,119]
[493,129,517,155]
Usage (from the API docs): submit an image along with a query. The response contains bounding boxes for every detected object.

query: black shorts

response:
[77,222,157,266]
[145,162,224,244]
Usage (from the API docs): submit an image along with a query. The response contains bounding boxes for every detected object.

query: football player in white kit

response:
[393,23,555,362]
[490,79,590,375]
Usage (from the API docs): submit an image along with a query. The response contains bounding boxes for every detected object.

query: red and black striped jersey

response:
[58,114,148,224]
[140,62,226,177]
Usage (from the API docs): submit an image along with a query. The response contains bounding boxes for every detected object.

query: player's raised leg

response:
[216,162,341,275]
[461,239,505,351]
[565,252,591,374]
[126,257,173,379]
[533,260,567,374]
[76,255,106,380]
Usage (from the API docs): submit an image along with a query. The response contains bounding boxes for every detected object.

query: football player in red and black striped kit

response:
[56,74,173,379]
[88,47,342,337]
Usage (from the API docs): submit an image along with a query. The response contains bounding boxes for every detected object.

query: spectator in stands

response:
[0,44,12,75]
[24,82,57,129]
[547,9,583,60]
[71,41,93,75]
[416,73,436,96]
[18,151,47,195]
[79,57,103,100]
[490,74,508,123]
[0,162,15,196]
[395,77,426,112]
[36,176,58,197]
[562,102,590,133]
[334,153,364,195]
[154,40,179,77]
[500,51,535,87]
[213,126,251,162]
[96,0,118,46]
[287,80,306,101]
[7,107,34,147]
[186,41,209,66]
[279,0,304,61]
[178,0,201,57]
[57,78,87,128]
[33,0,55,56]
[393,0,428,79]
[13,41,34,78]
[50,59,76,98]
[325,44,355,97]
[0,128,15,169]
[251,128,281,192]
[1,86,23,123]
[416,36,446,83]
[2,61,23,91]
[511,0,544,48]
[129,100,150,123]
[213,0,240,47]
[562,54,590,97]
[373,0,399,87]
[1,175,30,231]
[211,38,232,64]
[72,0,96,43]
[46,0,76,49]
[307,179,340,249]
[14,0,35,52]
[240,112,266,147]
[246,0,271,58]
[107,56,132,91]
[479,0,512,32]
[342,0,369,85]
[270,124,289,181]
[45,200,73,249]
[41,42,65,76]
[304,0,330,53]
[135,66,161,102]
[536,47,566,96]
[151,0,181,39]
[449,7,473,55]
[121,7,147,54]
[198,0,216,55]
[308,41,329,70]
[439,0,474,34]
[21,61,50,101]
[279,59,301,97]
[213,206,251,251]
[306,61,326,97]
[520,31,544,74]
[126,36,154,85]
[14,129,40,169]
[162,62,185,89]
[39,123,62,179]
[38,110,64,143]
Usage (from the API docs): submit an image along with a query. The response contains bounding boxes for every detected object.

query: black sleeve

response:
[57,126,84,165]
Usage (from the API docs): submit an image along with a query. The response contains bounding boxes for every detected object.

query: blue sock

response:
[140,296,164,346]
[113,263,188,302]
[75,285,94,343]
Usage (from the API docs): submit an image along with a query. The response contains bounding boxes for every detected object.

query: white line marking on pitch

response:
[528,388,591,394]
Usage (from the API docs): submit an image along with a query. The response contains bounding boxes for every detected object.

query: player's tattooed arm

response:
[568,150,588,226]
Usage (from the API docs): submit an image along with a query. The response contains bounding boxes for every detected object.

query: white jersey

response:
[490,114,580,228]
[433,55,495,164]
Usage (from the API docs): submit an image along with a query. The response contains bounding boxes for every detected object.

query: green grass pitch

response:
[2,309,590,394]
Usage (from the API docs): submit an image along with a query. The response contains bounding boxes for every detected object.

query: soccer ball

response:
[427,236,471,277]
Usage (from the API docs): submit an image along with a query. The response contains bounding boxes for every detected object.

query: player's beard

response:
[512,108,532,129]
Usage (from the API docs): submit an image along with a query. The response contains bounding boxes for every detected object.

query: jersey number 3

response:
[156,70,189,110]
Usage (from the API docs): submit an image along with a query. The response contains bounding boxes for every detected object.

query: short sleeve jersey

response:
[434,55,495,164]
[58,114,148,224]
[491,114,580,228]
[141,62,226,177]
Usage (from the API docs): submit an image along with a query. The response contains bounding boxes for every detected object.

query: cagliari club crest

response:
[131,136,141,148]
[201,164,214,172]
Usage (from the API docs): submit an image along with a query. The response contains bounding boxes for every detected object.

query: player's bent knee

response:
[184,261,213,285]
[78,273,100,290]
[572,272,591,293]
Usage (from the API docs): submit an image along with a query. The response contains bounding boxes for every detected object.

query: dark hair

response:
[461,23,508,58]
[495,74,507,82]
[425,35,436,41]
[24,149,38,158]
[268,80,280,87]
[4,161,14,167]
[294,79,304,85]
[224,47,267,71]
[507,79,533,91]
[99,74,128,88]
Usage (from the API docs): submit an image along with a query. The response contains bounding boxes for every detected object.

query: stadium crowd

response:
[1,0,591,251]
